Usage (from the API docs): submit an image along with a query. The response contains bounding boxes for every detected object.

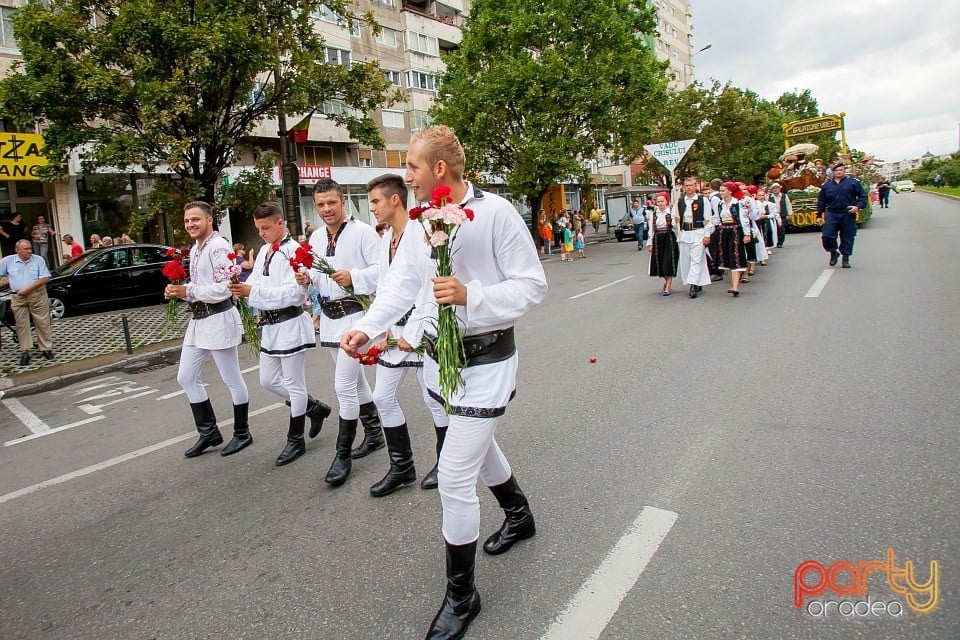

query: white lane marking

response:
[240,365,259,374]
[804,269,835,298]
[65,377,123,396]
[2,398,50,434]
[4,416,106,447]
[77,382,154,403]
[569,276,637,300]
[0,402,285,505]
[540,506,679,640]
[78,389,159,414]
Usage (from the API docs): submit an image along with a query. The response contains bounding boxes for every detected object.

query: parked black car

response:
[615,214,637,242]
[0,243,178,320]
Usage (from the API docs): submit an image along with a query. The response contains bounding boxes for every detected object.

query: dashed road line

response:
[804,269,835,298]
[569,276,637,300]
[5,416,106,447]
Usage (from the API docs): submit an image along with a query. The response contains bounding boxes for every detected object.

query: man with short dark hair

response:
[62,234,84,258]
[816,163,867,268]
[0,239,53,365]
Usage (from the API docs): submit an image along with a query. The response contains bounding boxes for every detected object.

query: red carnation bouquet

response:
[291,241,371,311]
[162,248,188,333]
[353,336,425,366]
[408,184,474,408]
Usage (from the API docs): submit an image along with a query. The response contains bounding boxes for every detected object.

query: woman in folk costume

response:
[647,192,679,296]
[715,182,752,297]
[755,187,779,253]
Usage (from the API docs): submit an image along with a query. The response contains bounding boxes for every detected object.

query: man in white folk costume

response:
[361,174,450,497]
[228,203,332,466]
[342,126,548,640]
[298,178,382,487]
[164,201,252,458]
[676,176,715,298]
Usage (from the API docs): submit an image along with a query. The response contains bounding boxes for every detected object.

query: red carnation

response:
[409,205,427,220]
[299,242,312,252]
[271,243,280,252]
[227,252,237,260]
[430,184,452,207]
[162,261,187,282]
[464,208,475,221]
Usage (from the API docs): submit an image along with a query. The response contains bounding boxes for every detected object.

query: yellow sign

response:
[0,132,48,180]
[783,115,843,139]
[543,184,565,214]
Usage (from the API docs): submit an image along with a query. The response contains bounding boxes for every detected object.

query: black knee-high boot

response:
[275,414,306,466]
[351,402,385,458]
[221,402,253,456]
[184,399,223,458]
[370,423,417,497]
[482,475,536,555]
[306,395,332,439]
[425,540,481,640]
[420,425,447,490]
[325,417,357,486]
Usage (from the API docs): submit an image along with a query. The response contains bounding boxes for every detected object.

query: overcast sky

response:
[688,0,960,163]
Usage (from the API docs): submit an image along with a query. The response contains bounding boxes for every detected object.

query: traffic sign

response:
[643,139,696,171]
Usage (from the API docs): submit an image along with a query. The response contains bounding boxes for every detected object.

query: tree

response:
[776,89,819,120]
[430,0,668,224]
[0,0,399,209]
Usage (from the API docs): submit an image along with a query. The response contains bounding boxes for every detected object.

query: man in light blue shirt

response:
[0,239,54,366]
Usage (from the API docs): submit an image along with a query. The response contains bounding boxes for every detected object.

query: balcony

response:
[402,0,463,48]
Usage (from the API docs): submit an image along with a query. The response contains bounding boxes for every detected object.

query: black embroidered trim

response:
[319,341,340,348]
[427,388,516,418]
[377,359,422,369]
[260,342,316,355]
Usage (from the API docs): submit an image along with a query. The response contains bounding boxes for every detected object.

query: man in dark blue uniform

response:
[816,163,867,268]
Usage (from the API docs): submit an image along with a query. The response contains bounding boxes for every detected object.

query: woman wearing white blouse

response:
[646,192,679,296]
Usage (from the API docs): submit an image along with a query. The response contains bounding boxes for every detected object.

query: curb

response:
[0,343,183,399]
[917,189,960,201]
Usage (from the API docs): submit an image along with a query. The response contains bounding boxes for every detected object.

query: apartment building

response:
[651,0,695,91]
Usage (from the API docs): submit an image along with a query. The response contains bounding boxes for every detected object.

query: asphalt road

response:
[1,192,957,639]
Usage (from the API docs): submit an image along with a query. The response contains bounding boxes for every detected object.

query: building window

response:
[411,110,432,131]
[373,0,394,5]
[250,81,267,107]
[316,4,342,24]
[326,47,351,67]
[376,27,398,47]
[405,30,439,57]
[302,146,334,166]
[382,109,405,129]
[383,69,402,87]
[358,149,373,167]
[1,7,17,49]
[386,150,407,168]
[406,70,437,92]
[322,100,362,119]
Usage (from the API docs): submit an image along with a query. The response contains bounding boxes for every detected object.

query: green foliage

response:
[430,0,668,202]
[776,89,819,120]
[905,153,960,186]
[0,0,398,204]
[218,151,279,218]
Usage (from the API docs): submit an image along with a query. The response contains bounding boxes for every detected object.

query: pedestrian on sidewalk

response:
[164,202,253,458]
[0,239,54,365]
[575,227,585,258]
[562,223,574,260]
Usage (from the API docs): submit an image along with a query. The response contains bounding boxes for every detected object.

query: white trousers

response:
[328,348,373,420]
[260,351,308,416]
[177,344,248,405]
[372,365,450,429]
[438,416,513,545]
[678,230,712,287]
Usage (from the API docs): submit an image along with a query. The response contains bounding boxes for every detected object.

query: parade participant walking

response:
[715,183,751,297]
[300,177,382,486]
[361,174,449,496]
[164,202,252,458]
[816,162,867,268]
[342,125,548,640]
[756,187,778,252]
[0,239,54,365]
[647,192,679,296]
[707,178,724,281]
[768,183,792,248]
[675,177,714,298]
[228,203,331,466]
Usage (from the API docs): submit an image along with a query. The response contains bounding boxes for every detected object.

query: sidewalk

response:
[0,304,188,397]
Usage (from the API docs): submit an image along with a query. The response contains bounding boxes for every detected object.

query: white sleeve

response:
[348,225,381,295]
[186,243,231,303]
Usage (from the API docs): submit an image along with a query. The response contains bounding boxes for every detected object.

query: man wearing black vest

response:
[769,183,792,248]
[676,176,714,298]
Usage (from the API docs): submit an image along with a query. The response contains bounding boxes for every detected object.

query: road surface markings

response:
[240,365,259,374]
[2,398,50,434]
[804,269,835,298]
[78,389,159,414]
[539,506,678,640]
[569,276,637,300]
[0,402,285,505]
[63,376,124,396]
[4,416,106,447]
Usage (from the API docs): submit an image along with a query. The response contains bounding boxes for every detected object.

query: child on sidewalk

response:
[574,228,585,258]
[562,223,574,261]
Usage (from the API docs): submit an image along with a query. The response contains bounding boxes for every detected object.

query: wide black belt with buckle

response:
[425,327,516,368]
[396,306,414,326]
[320,298,364,320]
[260,305,304,325]
[681,222,705,231]
[188,298,234,320]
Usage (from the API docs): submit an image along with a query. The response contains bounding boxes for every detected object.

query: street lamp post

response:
[686,43,712,86]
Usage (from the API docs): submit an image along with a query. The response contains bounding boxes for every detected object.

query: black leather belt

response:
[396,307,414,326]
[681,222,705,231]
[320,297,364,320]
[426,327,516,368]
[188,298,234,319]
[260,305,304,325]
